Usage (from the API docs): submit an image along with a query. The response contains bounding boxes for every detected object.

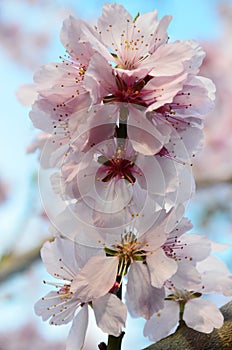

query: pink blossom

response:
[35,236,127,350]
[144,293,223,342]
[63,209,212,322]
[78,4,170,72]
[69,212,175,320]
[50,135,193,221]
[24,3,228,347]
[25,3,215,169]
[85,53,188,110]
[161,223,212,291]
[49,148,195,237]
[144,246,232,342]
[0,323,64,350]
[78,3,215,157]
[80,3,203,78]
[83,50,214,157]
[193,3,232,181]
[26,15,96,166]
[0,21,49,69]
[196,255,232,296]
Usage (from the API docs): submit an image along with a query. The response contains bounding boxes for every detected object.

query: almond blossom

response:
[24,3,216,170]
[144,287,224,343]
[143,245,232,342]
[80,3,204,79]
[25,16,95,167]
[79,3,215,157]
[49,134,195,233]
[69,211,176,321]
[35,236,127,350]
[143,256,232,344]
[58,208,212,323]
[84,50,215,157]
[26,3,231,350]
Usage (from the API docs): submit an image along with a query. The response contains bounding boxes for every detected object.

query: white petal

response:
[171,75,215,117]
[171,261,201,290]
[97,3,132,55]
[66,305,88,350]
[168,126,203,164]
[201,271,232,296]
[126,262,165,319]
[178,233,211,262]
[150,40,204,77]
[145,73,188,110]
[141,211,176,251]
[41,237,79,280]
[135,12,171,52]
[81,22,112,62]
[71,256,118,302]
[93,293,127,336]
[210,241,232,252]
[147,249,177,288]
[84,54,117,104]
[136,154,166,196]
[93,178,133,213]
[197,256,232,295]
[169,216,193,238]
[16,83,38,106]
[144,301,179,342]
[60,16,93,66]
[197,255,230,274]
[184,298,224,333]
[127,106,170,155]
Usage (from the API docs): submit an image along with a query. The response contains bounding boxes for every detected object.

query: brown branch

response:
[196,177,232,188]
[0,244,43,283]
[143,301,232,350]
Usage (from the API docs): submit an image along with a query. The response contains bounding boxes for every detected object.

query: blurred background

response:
[0,0,232,349]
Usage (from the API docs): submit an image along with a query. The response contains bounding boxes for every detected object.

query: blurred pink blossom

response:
[193,2,232,182]
[0,323,64,350]
[0,0,74,69]
[0,21,50,69]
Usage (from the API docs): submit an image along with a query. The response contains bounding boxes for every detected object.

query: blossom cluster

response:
[26,3,232,349]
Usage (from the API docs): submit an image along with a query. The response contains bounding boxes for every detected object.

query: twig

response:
[196,177,232,188]
[0,243,43,283]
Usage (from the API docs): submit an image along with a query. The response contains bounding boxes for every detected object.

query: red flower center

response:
[101,157,136,184]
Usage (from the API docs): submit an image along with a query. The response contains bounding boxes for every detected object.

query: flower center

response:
[101,157,136,183]
[103,75,147,105]
[96,144,143,184]
[58,284,73,300]
[165,285,202,303]
[105,231,147,276]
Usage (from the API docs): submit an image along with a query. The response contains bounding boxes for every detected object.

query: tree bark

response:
[144,301,232,350]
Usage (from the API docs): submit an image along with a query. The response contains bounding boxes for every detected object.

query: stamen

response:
[58,258,76,278]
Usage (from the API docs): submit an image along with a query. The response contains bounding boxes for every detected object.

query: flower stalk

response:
[107,279,124,350]
[107,332,125,350]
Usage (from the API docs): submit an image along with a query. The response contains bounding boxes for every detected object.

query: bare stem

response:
[107,332,125,350]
